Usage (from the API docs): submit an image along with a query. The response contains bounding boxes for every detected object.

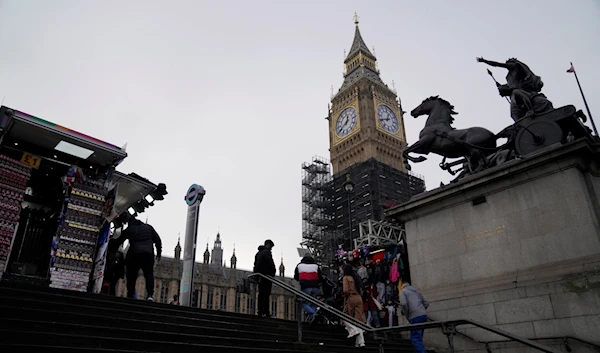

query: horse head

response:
[411,96,458,126]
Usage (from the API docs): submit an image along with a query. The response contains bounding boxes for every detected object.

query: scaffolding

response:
[353,219,406,249]
[300,156,334,265]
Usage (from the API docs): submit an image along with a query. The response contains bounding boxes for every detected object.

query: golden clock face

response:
[335,107,357,137]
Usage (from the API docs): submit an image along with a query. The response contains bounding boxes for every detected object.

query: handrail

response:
[249,273,560,353]
[428,316,600,352]
[249,273,372,332]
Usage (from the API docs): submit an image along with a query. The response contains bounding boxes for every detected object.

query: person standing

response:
[294,253,323,320]
[170,295,179,305]
[342,265,366,348]
[112,216,162,301]
[107,250,125,296]
[400,280,429,353]
[253,239,276,317]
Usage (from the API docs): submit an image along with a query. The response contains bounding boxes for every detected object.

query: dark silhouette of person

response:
[113,215,162,301]
[253,239,276,317]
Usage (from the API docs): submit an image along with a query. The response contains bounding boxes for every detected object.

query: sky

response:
[1,0,599,275]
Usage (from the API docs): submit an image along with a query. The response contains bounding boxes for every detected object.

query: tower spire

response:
[345,15,375,63]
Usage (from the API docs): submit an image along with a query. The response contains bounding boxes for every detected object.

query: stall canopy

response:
[1,107,127,167]
[111,172,157,216]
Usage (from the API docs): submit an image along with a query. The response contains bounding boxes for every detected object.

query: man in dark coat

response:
[112,216,162,301]
[253,239,276,317]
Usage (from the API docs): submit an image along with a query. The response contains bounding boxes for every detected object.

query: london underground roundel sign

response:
[185,184,205,206]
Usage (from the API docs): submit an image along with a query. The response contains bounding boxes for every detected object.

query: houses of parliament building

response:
[115,233,298,320]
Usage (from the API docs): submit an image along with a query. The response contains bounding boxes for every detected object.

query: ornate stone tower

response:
[279,256,285,277]
[329,14,407,174]
[321,15,425,252]
[230,246,237,269]
[203,242,210,264]
[211,232,223,266]
[174,237,181,260]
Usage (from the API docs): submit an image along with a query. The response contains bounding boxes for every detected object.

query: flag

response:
[567,63,575,73]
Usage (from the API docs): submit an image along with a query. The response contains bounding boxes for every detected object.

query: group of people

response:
[290,248,429,352]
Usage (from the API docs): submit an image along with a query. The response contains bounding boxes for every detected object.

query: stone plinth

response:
[387,139,600,353]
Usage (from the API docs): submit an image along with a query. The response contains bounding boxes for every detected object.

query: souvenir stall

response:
[0,155,32,276]
[0,106,162,294]
[331,219,409,327]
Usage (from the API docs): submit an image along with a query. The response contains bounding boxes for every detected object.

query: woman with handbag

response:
[342,265,366,347]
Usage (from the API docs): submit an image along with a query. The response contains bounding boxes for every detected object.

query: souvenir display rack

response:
[0,154,32,277]
[50,177,108,292]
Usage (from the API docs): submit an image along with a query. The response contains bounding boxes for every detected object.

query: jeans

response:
[301,287,319,316]
[409,315,427,353]
[126,252,155,299]
[366,309,380,327]
[257,279,272,316]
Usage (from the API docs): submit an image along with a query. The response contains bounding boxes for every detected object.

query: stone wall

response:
[387,140,600,353]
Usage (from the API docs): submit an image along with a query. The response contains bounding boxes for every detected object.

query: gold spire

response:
[354,12,359,26]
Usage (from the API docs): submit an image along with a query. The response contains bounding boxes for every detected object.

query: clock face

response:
[378,105,399,133]
[335,107,357,137]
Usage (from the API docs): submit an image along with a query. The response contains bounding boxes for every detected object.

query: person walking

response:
[342,265,366,348]
[112,216,162,301]
[365,283,381,328]
[253,239,276,317]
[294,253,323,321]
[399,280,429,353]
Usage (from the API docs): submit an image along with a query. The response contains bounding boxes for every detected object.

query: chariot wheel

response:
[515,120,563,155]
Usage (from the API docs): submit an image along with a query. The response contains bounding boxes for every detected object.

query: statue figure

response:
[477,57,554,121]
[403,96,497,181]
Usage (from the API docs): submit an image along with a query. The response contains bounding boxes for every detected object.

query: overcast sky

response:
[1,0,598,274]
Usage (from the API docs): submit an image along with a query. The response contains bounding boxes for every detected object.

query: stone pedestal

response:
[387,139,600,353]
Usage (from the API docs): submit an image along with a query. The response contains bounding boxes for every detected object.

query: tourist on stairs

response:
[253,239,276,317]
[342,265,366,348]
[112,215,162,302]
[400,280,429,353]
[294,253,323,322]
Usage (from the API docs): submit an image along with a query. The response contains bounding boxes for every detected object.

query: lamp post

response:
[343,175,355,249]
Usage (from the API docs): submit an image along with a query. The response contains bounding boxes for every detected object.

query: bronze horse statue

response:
[403,96,497,177]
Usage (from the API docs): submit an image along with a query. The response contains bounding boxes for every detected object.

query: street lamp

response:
[343,175,355,249]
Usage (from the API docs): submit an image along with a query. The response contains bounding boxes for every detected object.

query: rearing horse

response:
[403,96,497,175]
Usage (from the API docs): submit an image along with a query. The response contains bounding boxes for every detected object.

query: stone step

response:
[0,282,417,352]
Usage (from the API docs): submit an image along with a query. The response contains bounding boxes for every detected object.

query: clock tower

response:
[300,16,425,264]
[329,15,407,174]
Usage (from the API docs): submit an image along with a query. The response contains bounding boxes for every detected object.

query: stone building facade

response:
[116,234,298,320]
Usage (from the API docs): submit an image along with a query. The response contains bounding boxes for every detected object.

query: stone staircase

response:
[0,282,420,352]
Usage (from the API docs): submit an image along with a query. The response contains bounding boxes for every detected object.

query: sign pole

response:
[179,184,206,307]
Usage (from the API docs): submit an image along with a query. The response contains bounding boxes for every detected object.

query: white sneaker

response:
[147,297,154,302]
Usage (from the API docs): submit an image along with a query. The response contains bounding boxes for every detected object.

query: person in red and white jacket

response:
[294,254,324,319]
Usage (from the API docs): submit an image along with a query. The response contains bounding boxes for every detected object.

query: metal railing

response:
[428,317,600,352]
[250,273,560,353]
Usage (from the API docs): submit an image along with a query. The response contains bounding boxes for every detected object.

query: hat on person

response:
[264,239,275,247]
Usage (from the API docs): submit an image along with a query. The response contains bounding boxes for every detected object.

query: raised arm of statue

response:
[477,57,510,69]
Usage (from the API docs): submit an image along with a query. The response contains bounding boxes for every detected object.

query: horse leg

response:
[402,139,429,170]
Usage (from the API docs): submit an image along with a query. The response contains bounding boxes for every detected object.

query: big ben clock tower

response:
[329,14,408,174]
[301,16,425,263]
